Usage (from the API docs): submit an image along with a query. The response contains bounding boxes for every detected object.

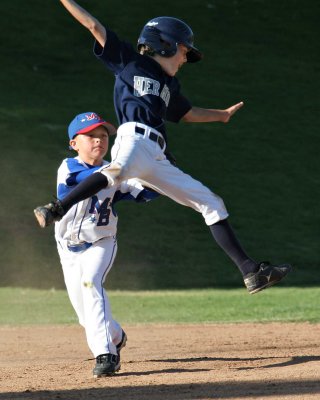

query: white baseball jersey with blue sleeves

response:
[55,156,153,246]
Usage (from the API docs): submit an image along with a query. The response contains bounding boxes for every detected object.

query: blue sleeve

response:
[57,159,100,200]
[93,27,138,74]
[166,79,192,123]
[73,167,101,184]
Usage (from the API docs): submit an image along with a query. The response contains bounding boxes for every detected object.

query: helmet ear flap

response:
[137,29,177,58]
[158,34,177,57]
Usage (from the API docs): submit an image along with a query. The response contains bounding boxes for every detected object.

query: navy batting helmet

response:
[137,16,202,63]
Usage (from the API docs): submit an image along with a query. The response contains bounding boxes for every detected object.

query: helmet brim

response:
[187,47,203,63]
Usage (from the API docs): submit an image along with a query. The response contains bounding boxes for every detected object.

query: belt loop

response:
[135,125,145,135]
[134,123,166,151]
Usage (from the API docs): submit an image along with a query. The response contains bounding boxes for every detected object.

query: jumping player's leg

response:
[59,172,109,215]
[208,218,257,275]
[66,133,258,277]
[135,156,257,275]
[134,155,291,292]
[110,136,256,277]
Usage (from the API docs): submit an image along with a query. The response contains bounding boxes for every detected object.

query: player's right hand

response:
[221,101,244,123]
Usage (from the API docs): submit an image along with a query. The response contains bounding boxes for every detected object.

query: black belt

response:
[135,126,165,150]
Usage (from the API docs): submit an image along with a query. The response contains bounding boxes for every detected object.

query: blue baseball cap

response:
[68,112,117,140]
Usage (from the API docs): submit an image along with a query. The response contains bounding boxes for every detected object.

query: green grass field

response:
[1,0,319,290]
[1,287,319,325]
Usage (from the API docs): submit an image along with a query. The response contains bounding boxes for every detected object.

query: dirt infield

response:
[0,323,319,399]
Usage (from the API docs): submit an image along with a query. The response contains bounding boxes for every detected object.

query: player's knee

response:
[216,194,227,211]
[101,162,126,185]
[202,194,229,225]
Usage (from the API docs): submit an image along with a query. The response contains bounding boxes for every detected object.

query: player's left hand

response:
[221,101,244,123]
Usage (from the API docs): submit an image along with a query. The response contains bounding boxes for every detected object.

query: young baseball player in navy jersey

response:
[35,0,292,295]
[55,111,159,377]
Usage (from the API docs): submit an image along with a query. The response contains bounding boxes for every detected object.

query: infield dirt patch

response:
[0,323,319,399]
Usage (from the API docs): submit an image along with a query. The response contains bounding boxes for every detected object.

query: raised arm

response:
[60,0,106,47]
[182,101,244,123]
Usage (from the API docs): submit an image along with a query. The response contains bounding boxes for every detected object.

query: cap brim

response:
[77,121,117,136]
[187,47,203,63]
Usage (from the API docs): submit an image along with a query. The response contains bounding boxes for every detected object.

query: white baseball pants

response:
[56,236,122,357]
[102,122,229,225]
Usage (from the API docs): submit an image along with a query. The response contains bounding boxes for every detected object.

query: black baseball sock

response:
[209,219,258,276]
[60,172,109,213]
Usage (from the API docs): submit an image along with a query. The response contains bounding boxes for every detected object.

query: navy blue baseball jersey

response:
[93,28,192,141]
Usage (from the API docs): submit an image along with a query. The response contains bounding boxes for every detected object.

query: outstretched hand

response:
[182,102,244,123]
[221,101,244,123]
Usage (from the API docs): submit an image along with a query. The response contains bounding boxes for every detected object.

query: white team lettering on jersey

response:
[134,76,170,106]
[134,76,160,97]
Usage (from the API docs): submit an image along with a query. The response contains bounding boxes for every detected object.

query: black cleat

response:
[93,353,120,378]
[34,200,65,228]
[244,261,292,294]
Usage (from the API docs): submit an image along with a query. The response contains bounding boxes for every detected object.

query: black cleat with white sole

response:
[244,261,292,294]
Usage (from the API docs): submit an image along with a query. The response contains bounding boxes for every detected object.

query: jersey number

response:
[89,196,111,226]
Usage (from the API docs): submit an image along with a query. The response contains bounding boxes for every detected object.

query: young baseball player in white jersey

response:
[55,111,159,377]
[35,1,292,296]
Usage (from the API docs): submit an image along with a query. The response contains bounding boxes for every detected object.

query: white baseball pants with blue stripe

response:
[56,236,122,358]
